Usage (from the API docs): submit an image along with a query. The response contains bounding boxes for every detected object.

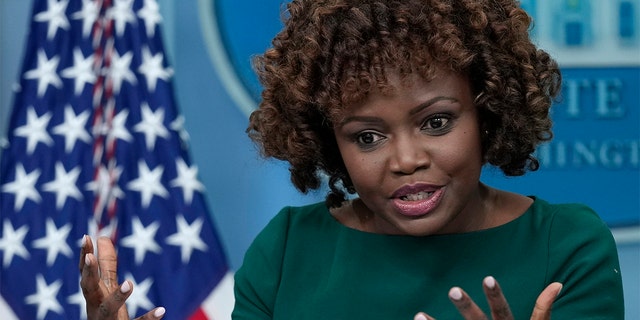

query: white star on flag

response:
[61,48,96,95]
[127,160,169,208]
[137,0,162,37]
[34,0,70,40]
[133,102,169,150]
[31,219,73,266]
[1,164,42,211]
[0,221,31,267]
[107,0,137,38]
[171,158,205,204]
[170,115,190,145]
[85,164,125,216]
[105,109,133,143]
[14,107,54,154]
[166,215,208,264]
[24,274,64,320]
[105,50,136,94]
[120,217,162,264]
[51,105,92,153]
[42,162,83,209]
[71,0,100,38]
[138,46,172,91]
[124,273,155,318]
[87,166,124,204]
[24,50,63,97]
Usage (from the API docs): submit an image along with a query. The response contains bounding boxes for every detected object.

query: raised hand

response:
[79,235,166,320]
[414,276,562,320]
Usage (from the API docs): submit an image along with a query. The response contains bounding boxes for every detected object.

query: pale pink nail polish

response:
[449,287,463,300]
[84,254,91,266]
[120,281,131,293]
[154,307,166,317]
[414,314,428,320]
[484,276,496,289]
[555,283,563,297]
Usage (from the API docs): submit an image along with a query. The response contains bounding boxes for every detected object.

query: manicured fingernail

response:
[555,283,563,297]
[85,253,91,266]
[414,314,428,320]
[81,235,87,247]
[449,287,463,300]
[484,276,496,289]
[154,307,166,317]
[120,281,131,293]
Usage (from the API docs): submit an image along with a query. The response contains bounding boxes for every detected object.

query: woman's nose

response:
[389,134,430,174]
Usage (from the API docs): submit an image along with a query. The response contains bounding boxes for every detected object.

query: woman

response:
[80,0,624,319]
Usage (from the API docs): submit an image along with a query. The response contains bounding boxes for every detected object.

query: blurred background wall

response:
[1,0,638,318]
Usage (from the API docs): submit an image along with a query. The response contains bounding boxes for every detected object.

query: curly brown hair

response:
[247,0,561,208]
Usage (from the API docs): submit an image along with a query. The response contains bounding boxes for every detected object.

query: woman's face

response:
[333,69,485,236]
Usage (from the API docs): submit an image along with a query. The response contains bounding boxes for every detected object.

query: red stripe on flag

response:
[189,307,209,320]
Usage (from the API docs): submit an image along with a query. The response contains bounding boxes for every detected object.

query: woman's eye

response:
[423,115,451,131]
[356,132,383,145]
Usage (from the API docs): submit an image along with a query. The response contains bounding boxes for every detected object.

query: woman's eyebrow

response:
[409,96,458,116]
[339,115,384,127]
[339,96,459,127]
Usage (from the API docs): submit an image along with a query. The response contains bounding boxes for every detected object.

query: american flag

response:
[0,0,234,319]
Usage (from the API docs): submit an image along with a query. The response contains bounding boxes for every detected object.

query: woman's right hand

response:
[414,276,563,320]
[79,235,166,320]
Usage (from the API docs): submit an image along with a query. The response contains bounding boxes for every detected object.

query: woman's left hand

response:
[79,235,166,319]
[414,276,562,320]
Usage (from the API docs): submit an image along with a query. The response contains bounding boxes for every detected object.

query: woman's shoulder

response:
[529,197,616,249]
[272,201,331,224]
[531,198,624,318]
[254,201,332,239]
[282,201,331,216]
[240,202,330,266]
[531,197,607,228]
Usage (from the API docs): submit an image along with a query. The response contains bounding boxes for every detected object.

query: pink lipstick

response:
[391,184,445,217]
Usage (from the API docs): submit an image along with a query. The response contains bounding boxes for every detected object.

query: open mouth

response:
[400,191,435,201]
[392,187,445,217]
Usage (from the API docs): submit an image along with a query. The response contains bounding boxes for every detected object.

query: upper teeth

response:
[401,191,433,201]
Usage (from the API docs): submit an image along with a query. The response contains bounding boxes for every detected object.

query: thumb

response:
[414,312,436,320]
[530,282,562,320]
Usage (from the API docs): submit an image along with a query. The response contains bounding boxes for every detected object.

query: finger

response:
[530,282,562,320]
[413,312,436,320]
[96,236,119,289]
[94,280,134,319]
[134,307,166,319]
[449,287,488,320]
[482,276,513,319]
[81,253,103,305]
[79,234,93,271]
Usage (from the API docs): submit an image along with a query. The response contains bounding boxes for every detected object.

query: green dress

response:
[232,197,624,319]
